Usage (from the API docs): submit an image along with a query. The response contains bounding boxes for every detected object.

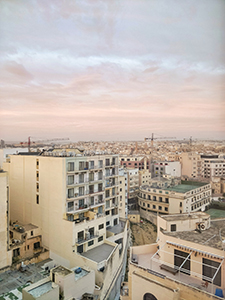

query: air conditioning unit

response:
[197,222,206,231]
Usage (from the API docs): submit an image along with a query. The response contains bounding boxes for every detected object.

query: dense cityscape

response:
[0,138,225,299]
[1,0,224,299]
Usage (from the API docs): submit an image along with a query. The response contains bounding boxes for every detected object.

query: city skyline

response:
[0,0,225,141]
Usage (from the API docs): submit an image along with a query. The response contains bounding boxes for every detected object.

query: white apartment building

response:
[153,161,181,178]
[3,151,129,300]
[201,155,225,179]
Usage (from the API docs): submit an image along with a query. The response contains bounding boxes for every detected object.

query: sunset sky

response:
[0,0,225,142]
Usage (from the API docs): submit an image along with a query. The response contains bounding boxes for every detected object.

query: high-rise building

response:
[4,151,129,299]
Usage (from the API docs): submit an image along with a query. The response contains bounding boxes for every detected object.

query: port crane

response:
[144,133,176,147]
[20,137,70,152]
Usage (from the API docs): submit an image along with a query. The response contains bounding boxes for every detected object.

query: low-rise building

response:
[126,212,225,300]
[138,179,211,224]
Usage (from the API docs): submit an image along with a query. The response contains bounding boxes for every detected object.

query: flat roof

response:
[165,219,225,250]
[166,181,208,193]
[81,243,115,263]
[71,267,89,281]
[107,220,126,235]
[161,212,210,222]
[52,266,72,276]
[28,281,53,297]
[0,258,52,295]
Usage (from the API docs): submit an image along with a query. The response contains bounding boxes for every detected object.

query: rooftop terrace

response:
[0,258,52,296]
[161,212,209,222]
[28,281,53,297]
[81,243,115,263]
[166,181,208,193]
[107,220,126,235]
[165,219,225,250]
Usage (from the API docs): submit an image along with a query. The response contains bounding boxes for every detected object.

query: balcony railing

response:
[76,231,99,244]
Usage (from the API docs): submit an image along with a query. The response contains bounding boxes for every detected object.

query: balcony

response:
[131,244,222,298]
[89,200,104,209]
[76,231,99,244]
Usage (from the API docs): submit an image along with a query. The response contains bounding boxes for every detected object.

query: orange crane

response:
[20,137,70,152]
[144,133,176,147]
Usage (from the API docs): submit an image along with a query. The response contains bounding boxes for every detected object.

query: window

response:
[98,236,103,242]
[36,183,39,192]
[36,172,39,181]
[31,231,33,236]
[180,202,182,207]
[89,172,94,181]
[68,162,74,171]
[68,188,74,198]
[165,207,168,211]
[68,175,74,185]
[106,221,110,227]
[171,224,176,232]
[36,195,39,204]
[159,206,162,210]
[36,160,39,167]
[165,198,169,203]
[79,186,84,196]
[88,240,94,247]
[67,201,74,211]
[106,210,110,215]
[99,224,104,230]
[79,173,84,183]
[153,205,156,209]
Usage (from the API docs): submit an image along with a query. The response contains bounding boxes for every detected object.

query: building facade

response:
[138,179,211,224]
[126,212,225,300]
[0,170,12,270]
[153,161,181,178]
[4,151,129,299]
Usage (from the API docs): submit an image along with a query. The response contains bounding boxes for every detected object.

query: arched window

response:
[143,293,158,300]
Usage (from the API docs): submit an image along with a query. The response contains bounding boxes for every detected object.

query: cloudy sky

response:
[0,0,225,142]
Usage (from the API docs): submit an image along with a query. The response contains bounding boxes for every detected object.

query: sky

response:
[0,0,225,142]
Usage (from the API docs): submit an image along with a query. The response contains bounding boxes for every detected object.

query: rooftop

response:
[165,219,225,250]
[132,249,220,297]
[161,212,209,222]
[71,267,89,281]
[28,281,53,297]
[81,243,115,263]
[0,258,52,295]
[52,266,72,276]
[166,181,208,193]
[107,220,126,235]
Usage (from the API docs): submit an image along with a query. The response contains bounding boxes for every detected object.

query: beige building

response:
[180,152,202,178]
[3,151,129,299]
[126,212,225,300]
[138,179,211,224]
[139,169,152,186]
[0,170,12,270]
[119,175,127,219]
[23,265,95,300]
[9,222,48,264]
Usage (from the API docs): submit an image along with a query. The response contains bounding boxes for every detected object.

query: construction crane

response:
[20,137,70,152]
[144,133,176,147]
